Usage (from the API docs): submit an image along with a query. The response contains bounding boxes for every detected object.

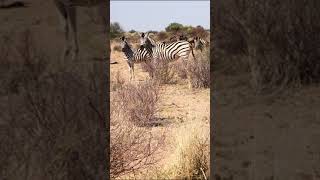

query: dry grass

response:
[138,121,210,180]
[111,71,125,91]
[112,44,122,52]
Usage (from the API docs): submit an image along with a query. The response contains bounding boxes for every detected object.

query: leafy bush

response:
[128,29,136,33]
[110,22,124,38]
[165,23,184,33]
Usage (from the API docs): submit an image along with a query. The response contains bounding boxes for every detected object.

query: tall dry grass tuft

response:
[142,122,210,180]
[187,49,210,88]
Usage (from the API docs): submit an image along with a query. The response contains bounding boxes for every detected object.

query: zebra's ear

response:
[145,32,149,37]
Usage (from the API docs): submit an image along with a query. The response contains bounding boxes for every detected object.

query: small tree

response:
[165,23,184,33]
[129,29,136,33]
[110,22,124,38]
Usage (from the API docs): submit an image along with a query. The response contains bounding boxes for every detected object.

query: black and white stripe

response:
[120,36,151,80]
[193,37,209,52]
[140,32,195,62]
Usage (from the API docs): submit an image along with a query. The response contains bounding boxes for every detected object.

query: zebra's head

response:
[120,36,130,51]
[139,32,154,49]
[194,37,201,49]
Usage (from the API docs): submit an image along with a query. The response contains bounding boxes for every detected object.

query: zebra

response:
[120,36,152,81]
[140,32,195,63]
[193,37,209,52]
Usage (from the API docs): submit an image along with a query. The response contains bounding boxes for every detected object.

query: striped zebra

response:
[140,32,195,63]
[193,37,209,52]
[120,36,152,80]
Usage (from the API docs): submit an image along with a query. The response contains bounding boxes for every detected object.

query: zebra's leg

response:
[68,6,79,61]
[54,0,70,61]
[190,46,196,61]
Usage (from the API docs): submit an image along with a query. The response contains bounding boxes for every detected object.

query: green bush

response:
[128,29,136,33]
[110,22,124,39]
[165,23,184,33]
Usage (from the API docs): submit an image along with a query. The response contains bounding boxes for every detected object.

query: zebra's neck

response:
[123,42,134,58]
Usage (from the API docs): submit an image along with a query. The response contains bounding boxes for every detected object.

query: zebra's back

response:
[153,40,192,61]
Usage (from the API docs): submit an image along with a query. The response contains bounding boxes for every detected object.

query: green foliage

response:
[165,23,184,33]
[129,29,136,33]
[110,22,124,38]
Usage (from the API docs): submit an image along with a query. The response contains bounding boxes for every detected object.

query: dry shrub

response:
[187,49,210,88]
[110,80,165,178]
[110,117,165,178]
[157,31,169,41]
[173,61,188,79]
[113,81,161,126]
[188,26,209,39]
[215,0,320,93]
[142,60,176,84]
[0,30,107,179]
